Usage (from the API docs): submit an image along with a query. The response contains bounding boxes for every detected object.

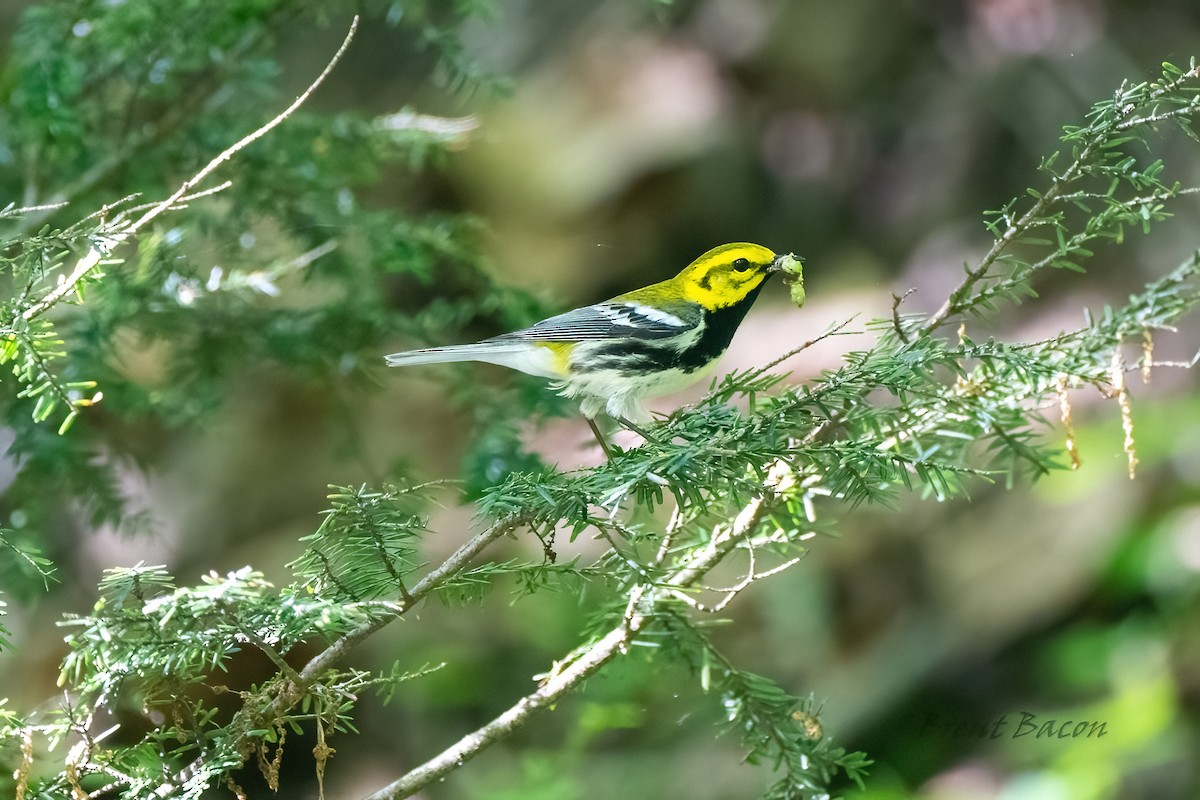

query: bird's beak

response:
[770,252,802,273]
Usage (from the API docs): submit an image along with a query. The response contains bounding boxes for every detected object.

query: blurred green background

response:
[4,1,1200,798]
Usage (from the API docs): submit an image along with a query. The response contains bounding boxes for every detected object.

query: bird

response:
[385,242,798,454]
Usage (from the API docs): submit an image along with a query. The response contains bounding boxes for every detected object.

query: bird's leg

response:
[586,416,616,459]
[613,415,661,444]
[611,415,667,484]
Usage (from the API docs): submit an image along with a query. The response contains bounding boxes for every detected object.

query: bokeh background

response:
[4,1,1200,798]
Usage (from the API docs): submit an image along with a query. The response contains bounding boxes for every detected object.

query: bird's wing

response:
[492,301,697,343]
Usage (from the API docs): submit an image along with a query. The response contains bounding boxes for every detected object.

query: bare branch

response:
[891,287,916,342]
[727,314,861,391]
[12,21,280,236]
[358,476,786,800]
[262,512,526,719]
[19,17,359,323]
[148,512,527,799]
[922,62,1200,335]
[0,201,69,221]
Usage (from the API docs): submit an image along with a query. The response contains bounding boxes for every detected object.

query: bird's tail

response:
[385,342,512,367]
[385,342,559,379]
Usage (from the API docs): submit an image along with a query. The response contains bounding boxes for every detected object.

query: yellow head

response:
[675,242,780,309]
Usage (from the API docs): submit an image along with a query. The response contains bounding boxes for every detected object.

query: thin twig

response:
[20,17,359,323]
[922,63,1200,335]
[238,629,304,686]
[150,513,525,798]
[359,485,781,800]
[108,181,234,223]
[891,288,916,342]
[270,513,523,713]
[686,548,807,614]
[13,20,283,236]
[730,315,860,391]
[922,188,1064,336]
[0,201,69,220]
[652,504,687,567]
[286,240,338,271]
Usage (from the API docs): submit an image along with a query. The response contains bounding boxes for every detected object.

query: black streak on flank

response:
[579,281,768,375]
[581,343,675,374]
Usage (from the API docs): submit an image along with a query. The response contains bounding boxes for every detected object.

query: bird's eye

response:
[732,258,752,272]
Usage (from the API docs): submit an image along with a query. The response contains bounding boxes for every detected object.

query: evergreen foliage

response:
[2,2,1200,798]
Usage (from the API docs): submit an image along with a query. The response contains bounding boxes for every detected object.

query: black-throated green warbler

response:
[386,243,801,443]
